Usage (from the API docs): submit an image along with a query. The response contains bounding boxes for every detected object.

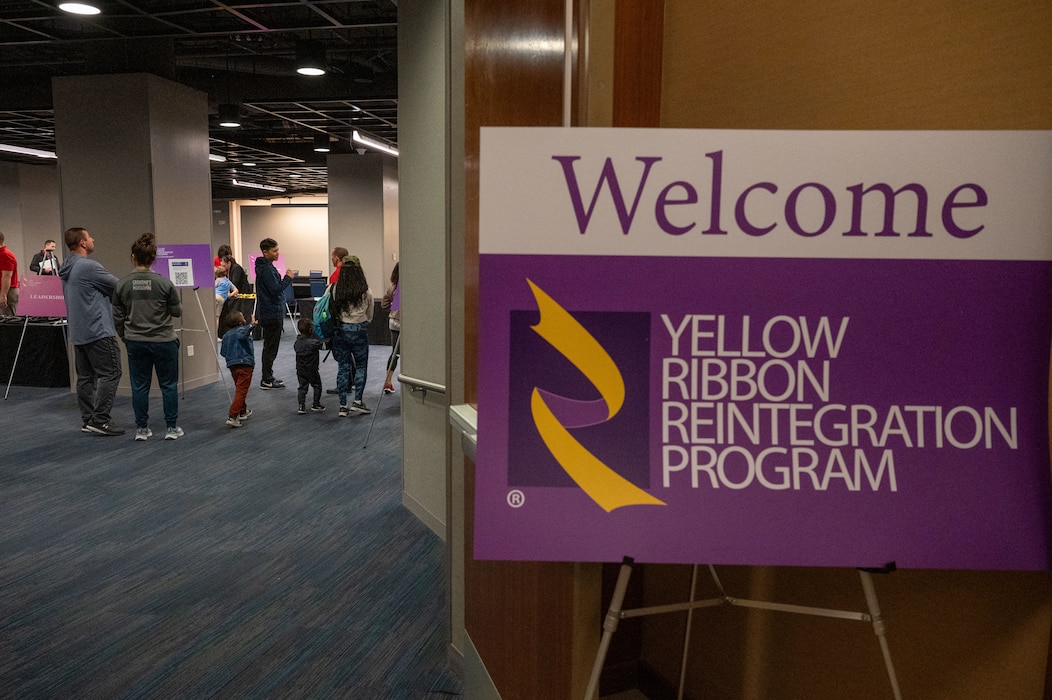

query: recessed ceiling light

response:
[217,103,241,128]
[243,162,256,167]
[295,40,328,77]
[58,3,101,15]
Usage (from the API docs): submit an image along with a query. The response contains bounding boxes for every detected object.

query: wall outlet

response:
[187,345,194,357]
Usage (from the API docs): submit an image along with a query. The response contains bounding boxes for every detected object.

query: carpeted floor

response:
[0,319,460,699]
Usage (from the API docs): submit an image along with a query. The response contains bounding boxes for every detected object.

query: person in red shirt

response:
[213,244,232,269]
[0,231,19,317]
[328,246,348,284]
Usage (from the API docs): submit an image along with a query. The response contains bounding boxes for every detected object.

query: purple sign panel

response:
[476,128,1052,571]
[152,244,214,289]
[18,275,66,317]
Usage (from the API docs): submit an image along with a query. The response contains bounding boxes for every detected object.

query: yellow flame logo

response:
[527,279,665,512]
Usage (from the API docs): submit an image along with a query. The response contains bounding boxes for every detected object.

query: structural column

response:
[52,73,217,390]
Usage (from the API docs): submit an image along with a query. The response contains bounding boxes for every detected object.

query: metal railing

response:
[397,373,446,395]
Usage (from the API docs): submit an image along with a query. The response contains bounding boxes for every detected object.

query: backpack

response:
[313,290,337,339]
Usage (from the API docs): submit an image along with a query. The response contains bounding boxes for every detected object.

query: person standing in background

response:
[30,239,59,275]
[381,262,400,394]
[331,257,373,415]
[329,246,348,284]
[254,237,292,389]
[112,233,184,441]
[0,231,18,317]
[58,227,123,436]
[214,244,231,269]
[220,310,256,428]
[223,254,249,294]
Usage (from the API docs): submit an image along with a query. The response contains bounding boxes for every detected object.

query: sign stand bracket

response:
[584,557,903,700]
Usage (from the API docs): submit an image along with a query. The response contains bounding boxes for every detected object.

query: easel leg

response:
[190,289,232,403]
[859,569,904,700]
[585,557,635,700]
[676,565,701,700]
[3,315,30,400]
[363,333,400,449]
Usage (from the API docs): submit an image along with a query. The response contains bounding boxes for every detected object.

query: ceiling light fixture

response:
[217,103,241,128]
[208,154,227,162]
[58,2,101,15]
[0,143,57,159]
[352,130,399,158]
[313,134,331,153]
[232,179,285,193]
[295,40,327,76]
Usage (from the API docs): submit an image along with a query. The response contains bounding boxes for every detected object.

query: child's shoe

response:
[339,405,350,417]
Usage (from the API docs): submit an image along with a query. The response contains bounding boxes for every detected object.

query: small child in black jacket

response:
[294,317,325,414]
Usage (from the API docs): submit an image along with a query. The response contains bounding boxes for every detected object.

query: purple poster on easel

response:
[477,127,1052,571]
[18,276,66,317]
[153,244,214,288]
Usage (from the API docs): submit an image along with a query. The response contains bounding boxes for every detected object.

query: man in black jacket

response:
[29,239,59,275]
[254,238,293,389]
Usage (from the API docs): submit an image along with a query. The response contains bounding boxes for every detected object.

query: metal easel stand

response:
[183,288,231,403]
[3,315,31,400]
[584,558,903,700]
[362,332,400,449]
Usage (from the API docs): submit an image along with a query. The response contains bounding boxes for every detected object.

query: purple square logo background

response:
[508,310,651,488]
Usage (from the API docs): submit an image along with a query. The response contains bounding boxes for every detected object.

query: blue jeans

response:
[125,339,180,429]
[333,322,369,405]
[74,336,122,426]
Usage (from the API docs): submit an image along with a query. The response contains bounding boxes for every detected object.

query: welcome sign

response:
[476,127,1052,571]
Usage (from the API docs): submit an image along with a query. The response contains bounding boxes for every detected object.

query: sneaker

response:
[238,409,253,420]
[226,416,242,428]
[259,378,286,389]
[350,400,371,414]
[134,427,153,441]
[81,423,92,433]
[297,405,308,415]
[164,427,184,440]
[86,421,126,436]
[383,382,395,394]
[311,404,326,412]
[338,405,350,417]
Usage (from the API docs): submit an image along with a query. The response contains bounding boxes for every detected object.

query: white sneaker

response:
[226,416,242,428]
[164,427,185,440]
[134,427,152,441]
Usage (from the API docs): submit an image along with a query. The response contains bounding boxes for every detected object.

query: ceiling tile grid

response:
[0,1,399,198]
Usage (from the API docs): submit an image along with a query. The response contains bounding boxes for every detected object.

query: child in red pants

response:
[219,310,256,427]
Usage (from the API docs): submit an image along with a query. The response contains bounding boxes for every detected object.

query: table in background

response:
[0,318,70,387]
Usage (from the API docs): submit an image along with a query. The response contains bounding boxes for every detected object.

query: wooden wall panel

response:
[462,1,587,698]
[612,0,664,127]
[641,2,1052,699]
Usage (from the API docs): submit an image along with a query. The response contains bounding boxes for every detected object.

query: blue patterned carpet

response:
[0,321,460,699]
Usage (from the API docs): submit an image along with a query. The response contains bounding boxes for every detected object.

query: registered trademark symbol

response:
[507,490,525,508]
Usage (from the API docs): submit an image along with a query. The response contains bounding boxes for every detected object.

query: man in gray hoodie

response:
[59,227,124,436]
